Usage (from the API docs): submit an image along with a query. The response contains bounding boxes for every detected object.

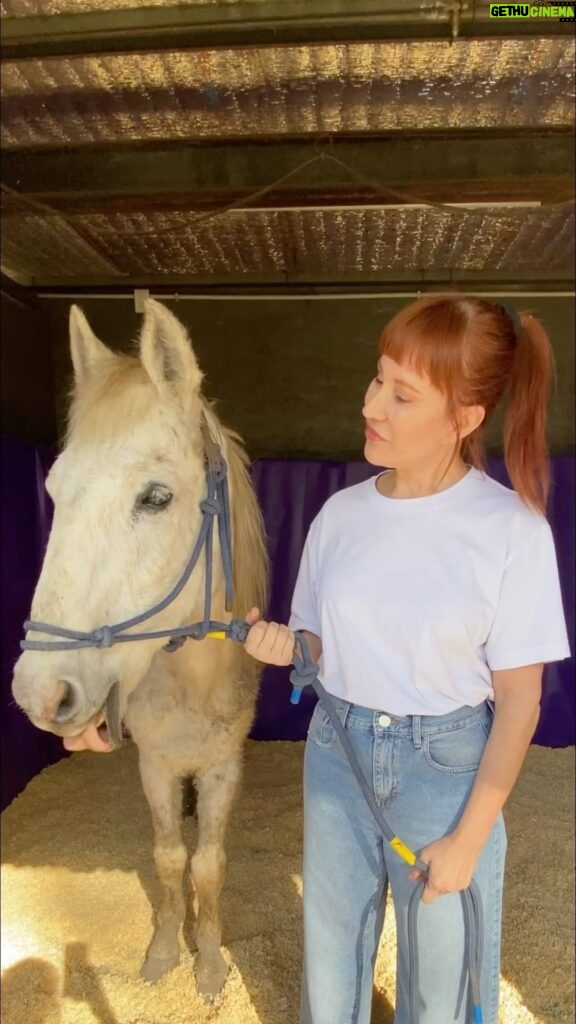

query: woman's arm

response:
[451,664,542,852]
[411,663,543,902]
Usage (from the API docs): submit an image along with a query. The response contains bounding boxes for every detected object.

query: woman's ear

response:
[458,404,486,440]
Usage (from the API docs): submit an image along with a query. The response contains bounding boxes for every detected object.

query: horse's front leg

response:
[138,755,187,983]
[192,755,241,1000]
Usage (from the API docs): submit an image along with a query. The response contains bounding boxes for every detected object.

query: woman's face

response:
[362,354,460,471]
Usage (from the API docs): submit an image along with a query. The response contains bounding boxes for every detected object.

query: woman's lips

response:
[365,426,388,442]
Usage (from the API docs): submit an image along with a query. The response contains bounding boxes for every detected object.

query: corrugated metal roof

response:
[2,200,572,283]
[0,0,248,15]
[1,9,573,289]
[1,38,573,148]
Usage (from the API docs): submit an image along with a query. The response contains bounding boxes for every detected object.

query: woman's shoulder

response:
[467,468,550,538]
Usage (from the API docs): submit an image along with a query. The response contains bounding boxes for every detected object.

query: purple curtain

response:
[2,437,574,810]
[1,437,71,812]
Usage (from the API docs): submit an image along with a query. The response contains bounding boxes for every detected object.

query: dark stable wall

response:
[40,295,575,459]
[1,291,57,444]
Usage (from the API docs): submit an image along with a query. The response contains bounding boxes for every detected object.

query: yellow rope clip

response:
[389,836,417,866]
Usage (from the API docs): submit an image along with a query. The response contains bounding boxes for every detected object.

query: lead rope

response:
[289,632,484,1024]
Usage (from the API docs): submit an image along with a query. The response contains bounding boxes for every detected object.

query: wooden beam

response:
[20,269,576,290]
[2,2,574,60]
[2,132,573,205]
[0,271,38,307]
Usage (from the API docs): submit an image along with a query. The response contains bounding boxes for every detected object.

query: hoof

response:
[197,952,228,1001]
[140,951,180,984]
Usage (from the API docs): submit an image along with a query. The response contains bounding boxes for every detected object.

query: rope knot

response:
[94,625,114,649]
[163,635,187,653]
[289,661,319,690]
[228,619,249,644]
[290,632,320,691]
[212,458,228,483]
[200,498,221,517]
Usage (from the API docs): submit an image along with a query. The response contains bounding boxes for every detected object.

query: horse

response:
[11,299,269,1000]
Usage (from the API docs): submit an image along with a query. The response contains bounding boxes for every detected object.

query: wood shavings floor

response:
[1,741,574,1024]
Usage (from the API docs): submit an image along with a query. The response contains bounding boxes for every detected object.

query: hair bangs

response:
[378,296,472,402]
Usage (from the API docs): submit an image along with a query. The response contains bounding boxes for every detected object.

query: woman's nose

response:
[363,392,386,420]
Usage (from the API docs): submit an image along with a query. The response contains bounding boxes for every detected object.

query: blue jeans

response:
[301,698,506,1024]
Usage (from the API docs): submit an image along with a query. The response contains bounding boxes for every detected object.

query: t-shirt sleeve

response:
[485,517,571,671]
[288,515,322,637]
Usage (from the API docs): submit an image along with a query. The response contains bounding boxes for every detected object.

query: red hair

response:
[378,293,554,514]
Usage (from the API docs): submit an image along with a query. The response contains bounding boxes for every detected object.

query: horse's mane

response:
[202,404,269,620]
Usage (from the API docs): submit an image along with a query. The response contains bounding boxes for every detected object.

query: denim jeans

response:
[301,698,506,1024]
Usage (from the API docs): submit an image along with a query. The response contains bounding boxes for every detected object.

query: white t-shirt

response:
[288,467,571,715]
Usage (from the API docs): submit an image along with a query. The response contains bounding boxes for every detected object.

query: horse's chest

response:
[126,684,240,771]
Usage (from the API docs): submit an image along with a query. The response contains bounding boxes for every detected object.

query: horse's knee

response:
[191,843,226,894]
[154,841,187,880]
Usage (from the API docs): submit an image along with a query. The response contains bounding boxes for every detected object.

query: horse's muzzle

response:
[12,658,122,744]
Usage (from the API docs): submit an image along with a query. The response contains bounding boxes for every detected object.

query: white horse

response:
[12,299,268,999]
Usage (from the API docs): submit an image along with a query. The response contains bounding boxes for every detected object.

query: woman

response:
[244,294,570,1024]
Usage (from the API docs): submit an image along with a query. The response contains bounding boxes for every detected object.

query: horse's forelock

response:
[66,354,185,450]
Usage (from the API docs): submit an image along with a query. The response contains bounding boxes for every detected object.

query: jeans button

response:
[378,714,392,727]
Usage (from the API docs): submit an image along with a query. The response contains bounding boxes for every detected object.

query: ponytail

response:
[379,294,556,515]
[503,314,554,515]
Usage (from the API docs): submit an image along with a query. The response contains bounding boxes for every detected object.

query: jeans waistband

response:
[324,696,492,747]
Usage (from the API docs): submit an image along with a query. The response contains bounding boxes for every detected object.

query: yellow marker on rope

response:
[207,631,227,639]
[389,836,418,866]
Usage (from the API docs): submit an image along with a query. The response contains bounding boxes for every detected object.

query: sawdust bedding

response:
[1,741,574,1024]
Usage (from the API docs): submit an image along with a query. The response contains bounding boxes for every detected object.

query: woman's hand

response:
[244,607,295,666]
[409,834,480,904]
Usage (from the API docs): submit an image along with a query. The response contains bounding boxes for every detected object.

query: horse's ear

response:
[69,305,112,385]
[139,299,203,403]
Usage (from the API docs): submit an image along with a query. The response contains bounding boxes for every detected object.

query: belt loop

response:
[412,715,422,748]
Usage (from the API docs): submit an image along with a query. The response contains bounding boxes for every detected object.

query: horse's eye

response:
[136,483,173,513]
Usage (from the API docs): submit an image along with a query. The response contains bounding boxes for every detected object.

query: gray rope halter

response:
[20,415,249,741]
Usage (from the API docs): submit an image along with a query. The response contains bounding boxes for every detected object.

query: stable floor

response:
[1,740,574,1024]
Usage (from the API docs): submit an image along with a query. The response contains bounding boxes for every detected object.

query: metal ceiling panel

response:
[0,205,123,281]
[1,38,573,148]
[0,0,250,14]
[2,202,573,284]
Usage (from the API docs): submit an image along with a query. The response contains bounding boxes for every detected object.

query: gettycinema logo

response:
[490,3,575,17]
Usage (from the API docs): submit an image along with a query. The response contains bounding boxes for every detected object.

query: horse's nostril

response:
[53,680,78,723]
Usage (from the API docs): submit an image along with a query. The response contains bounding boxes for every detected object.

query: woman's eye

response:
[373,377,383,386]
[136,483,173,513]
[394,394,410,404]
